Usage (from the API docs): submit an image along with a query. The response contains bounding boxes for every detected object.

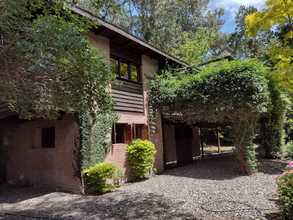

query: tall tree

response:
[228,5,272,59]
[245,0,293,93]
[129,0,224,52]
[172,27,218,65]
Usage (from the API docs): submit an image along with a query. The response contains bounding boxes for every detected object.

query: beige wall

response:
[142,55,164,173]
[105,55,164,174]
[88,33,110,59]
[6,115,81,192]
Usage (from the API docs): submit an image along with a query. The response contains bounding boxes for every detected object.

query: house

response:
[0,6,201,193]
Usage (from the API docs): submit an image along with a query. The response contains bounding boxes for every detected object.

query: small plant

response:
[277,164,293,219]
[83,162,121,193]
[284,142,293,159]
[127,139,156,181]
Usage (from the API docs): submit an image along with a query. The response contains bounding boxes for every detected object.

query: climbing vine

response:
[0,0,116,169]
[150,59,270,174]
[259,78,288,158]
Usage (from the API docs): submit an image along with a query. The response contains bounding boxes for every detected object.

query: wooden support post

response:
[200,128,204,158]
[217,129,221,153]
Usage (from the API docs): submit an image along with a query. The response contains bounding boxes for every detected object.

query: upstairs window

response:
[111,57,141,83]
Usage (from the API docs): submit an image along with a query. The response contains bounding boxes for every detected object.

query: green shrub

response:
[277,170,293,219]
[284,142,293,159]
[83,162,121,193]
[127,139,156,180]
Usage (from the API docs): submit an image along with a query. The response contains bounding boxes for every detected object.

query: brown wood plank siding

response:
[112,80,143,94]
[111,80,144,113]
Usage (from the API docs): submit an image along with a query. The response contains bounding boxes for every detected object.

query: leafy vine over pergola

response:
[150,59,270,174]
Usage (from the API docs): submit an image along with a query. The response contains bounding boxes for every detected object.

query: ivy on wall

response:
[79,112,116,169]
[0,0,115,171]
[150,59,270,174]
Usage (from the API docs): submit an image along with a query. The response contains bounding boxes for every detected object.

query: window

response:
[132,124,148,140]
[112,123,131,144]
[130,64,139,81]
[133,124,143,139]
[33,127,55,149]
[111,56,141,82]
[42,127,55,148]
[120,62,129,80]
[112,123,148,144]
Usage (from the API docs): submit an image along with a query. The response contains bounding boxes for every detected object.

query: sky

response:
[208,0,266,33]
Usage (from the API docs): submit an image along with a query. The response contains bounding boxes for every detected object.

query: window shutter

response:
[142,125,149,140]
[125,124,132,144]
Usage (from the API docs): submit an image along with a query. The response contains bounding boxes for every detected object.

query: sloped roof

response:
[71,6,189,67]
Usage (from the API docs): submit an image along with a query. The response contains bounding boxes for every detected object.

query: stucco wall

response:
[6,115,81,192]
[88,33,110,58]
[105,55,164,174]
[142,55,164,173]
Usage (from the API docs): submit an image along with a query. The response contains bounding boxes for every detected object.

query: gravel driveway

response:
[0,154,286,220]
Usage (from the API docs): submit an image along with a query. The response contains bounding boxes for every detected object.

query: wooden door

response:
[175,125,193,165]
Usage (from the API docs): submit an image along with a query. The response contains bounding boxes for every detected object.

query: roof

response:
[71,6,189,67]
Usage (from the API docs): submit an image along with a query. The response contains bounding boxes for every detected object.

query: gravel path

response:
[0,154,286,220]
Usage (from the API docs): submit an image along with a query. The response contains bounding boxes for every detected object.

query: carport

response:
[162,115,231,168]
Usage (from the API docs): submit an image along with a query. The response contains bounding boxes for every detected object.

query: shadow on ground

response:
[0,185,51,204]
[164,154,241,180]
[0,189,196,220]
[164,153,288,180]
[257,159,288,175]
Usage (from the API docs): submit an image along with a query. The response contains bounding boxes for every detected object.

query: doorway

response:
[175,125,193,165]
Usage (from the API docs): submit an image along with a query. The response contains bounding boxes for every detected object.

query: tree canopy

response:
[150,59,270,174]
[0,0,113,119]
[150,59,270,123]
[245,0,293,93]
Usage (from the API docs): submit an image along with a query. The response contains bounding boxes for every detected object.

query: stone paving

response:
[0,154,286,220]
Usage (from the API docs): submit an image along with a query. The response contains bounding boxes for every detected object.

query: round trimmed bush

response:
[127,139,156,180]
[277,169,293,218]
[82,162,121,193]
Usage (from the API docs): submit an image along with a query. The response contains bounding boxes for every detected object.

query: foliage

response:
[79,112,116,169]
[259,79,288,158]
[285,101,293,143]
[172,27,218,66]
[284,142,293,159]
[245,0,293,93]
[150,59,269,123]
[78,0,131,29]
[127,139,156,180]
[228,5,272,59]
[277,170,293,219]
[83,162,121,193]
[124,0,223,52]
[232,120,257,174]
[0,0,115,169]
[150,59,270,174]
[0,0,113,119]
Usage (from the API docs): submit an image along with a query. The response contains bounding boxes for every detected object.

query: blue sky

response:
[208,0,266,33]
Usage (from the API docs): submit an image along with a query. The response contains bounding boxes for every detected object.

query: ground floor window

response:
[33,126,55,149]
[112,123,148,144]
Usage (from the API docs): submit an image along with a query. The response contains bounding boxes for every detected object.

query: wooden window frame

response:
[111,56,142,83]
